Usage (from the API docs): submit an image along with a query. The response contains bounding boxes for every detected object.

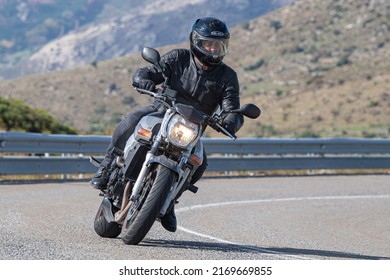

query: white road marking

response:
[176,194,390,260]
[176,226,310,260]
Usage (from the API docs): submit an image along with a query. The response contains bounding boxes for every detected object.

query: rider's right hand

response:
[138,79,156,92]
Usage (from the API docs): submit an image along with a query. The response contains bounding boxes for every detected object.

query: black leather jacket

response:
[132,48,244,134]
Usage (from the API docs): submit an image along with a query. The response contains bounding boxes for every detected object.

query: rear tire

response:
[121,164,176,245]
[94,201,121,238]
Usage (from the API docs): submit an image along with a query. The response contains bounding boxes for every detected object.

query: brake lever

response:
[215,122,237,139]
[207,115,236,139]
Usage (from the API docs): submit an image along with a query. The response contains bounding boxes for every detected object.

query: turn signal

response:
[137,127,152,139]
[190,153,202,166]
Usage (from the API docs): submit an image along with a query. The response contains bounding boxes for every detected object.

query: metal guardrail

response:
[1,132,390,175]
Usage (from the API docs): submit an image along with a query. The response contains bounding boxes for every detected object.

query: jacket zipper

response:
[191,71,203,98]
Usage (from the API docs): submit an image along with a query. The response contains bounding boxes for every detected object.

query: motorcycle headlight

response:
[167,115,199,148]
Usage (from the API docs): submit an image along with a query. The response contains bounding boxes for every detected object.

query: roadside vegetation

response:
[0,96,77,134]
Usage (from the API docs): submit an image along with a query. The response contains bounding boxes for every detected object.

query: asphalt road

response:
[0,175,389,260]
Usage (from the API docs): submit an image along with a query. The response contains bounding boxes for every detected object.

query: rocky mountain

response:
[0,0,389,138]
[0,0,106,75]
[0,0,292,79]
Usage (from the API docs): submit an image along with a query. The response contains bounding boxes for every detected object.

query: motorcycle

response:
[91,47,261,245]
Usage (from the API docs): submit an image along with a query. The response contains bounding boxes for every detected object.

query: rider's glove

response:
[221,121,236,135]
[221,112,244,135]
[138,79,156,91]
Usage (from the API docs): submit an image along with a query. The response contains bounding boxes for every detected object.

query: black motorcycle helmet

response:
[190,17,230,66]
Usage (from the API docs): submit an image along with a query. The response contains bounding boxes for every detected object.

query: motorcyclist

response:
[90,17,244,232]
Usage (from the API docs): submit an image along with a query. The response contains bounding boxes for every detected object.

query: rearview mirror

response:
[141,47,161,68]
[234,104,261,119]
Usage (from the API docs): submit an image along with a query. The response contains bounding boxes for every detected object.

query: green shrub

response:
[0,96,77,134]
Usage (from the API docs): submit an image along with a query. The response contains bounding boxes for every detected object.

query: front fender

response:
[147,155,180,175]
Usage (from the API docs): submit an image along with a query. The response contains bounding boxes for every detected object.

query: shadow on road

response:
[141,239,390,260]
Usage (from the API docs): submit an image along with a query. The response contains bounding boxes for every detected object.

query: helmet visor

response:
[192,31,229,58]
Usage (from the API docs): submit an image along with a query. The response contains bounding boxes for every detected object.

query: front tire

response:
[121,164,176,245]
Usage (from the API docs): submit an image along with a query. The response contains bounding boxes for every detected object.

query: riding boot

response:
[161,205,177,232]
[89,166,110,191]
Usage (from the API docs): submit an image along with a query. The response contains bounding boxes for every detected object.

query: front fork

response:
[129,140,160,201]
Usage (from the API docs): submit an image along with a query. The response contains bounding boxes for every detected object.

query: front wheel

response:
[121,164,176,245]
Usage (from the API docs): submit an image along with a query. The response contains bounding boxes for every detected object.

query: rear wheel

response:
[94,201,121,238]
[121,164,176,245]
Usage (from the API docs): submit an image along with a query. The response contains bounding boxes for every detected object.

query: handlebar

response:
[134,86,237,139]
[134,87,174,109]
[134,87,158,97]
